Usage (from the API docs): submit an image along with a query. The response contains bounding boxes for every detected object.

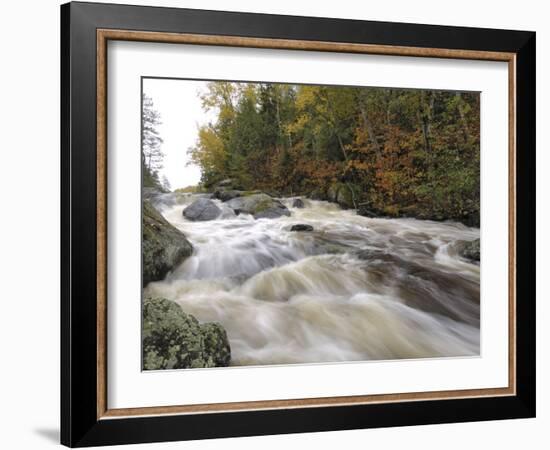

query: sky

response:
[143,78,214,190]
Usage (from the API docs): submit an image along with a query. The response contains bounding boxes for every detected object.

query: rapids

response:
[144,193,480,366]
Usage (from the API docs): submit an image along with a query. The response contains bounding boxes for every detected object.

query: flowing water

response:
[144,193,480,366]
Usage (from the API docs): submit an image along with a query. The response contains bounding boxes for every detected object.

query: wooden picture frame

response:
[61,1,535,447]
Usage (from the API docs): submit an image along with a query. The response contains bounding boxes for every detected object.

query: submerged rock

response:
[142,201,193,287]
[292,198,305,208]
[183,198,222,221]
[457,238,480,262]
[142,297,231,370]
[226,193,290,219]
[354,249,479,325]
[356,204,379,218]
[290,224,314,232]
[254,206,291,219]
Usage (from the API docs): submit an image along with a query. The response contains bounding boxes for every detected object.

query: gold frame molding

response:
[96,29,517,420]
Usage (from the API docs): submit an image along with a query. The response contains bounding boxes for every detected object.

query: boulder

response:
[226,193,290,219]
[142,297,231,370]
[212,189,242,202]
[457,239,480,262]
[461,211,480,228]
[183,198,222,221]
[308,188,326,201]
[327,182,357,209]
[290,224,314,232]
[336,185,356,209]
[142,201,193,287]
[292,198,305,208]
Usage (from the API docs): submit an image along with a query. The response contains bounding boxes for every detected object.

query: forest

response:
[145,82,480,226]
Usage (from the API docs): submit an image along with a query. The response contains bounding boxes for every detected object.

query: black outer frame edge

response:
[67,1,534,51]
[60,2,71,447]
[60,1,536,447]
[514,33,536,415]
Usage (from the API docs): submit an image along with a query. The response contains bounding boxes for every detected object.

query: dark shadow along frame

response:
[61,1,536,447]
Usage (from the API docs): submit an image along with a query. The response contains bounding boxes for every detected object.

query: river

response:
[144,193,480,366]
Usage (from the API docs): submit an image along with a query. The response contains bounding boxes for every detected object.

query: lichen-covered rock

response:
[292,198,305,208]
[336,185,357,209]
[142,201,193,287]
[226,193,290,219]
[327,183,357,209]
[457,238,480,262]
[142,297,231,370]
[183,198,222,221]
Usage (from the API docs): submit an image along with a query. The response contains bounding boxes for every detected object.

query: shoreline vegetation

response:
[141,82,481,370]
[188,82,480,227]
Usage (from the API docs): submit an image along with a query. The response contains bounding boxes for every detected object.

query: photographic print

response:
[141,78,481,371]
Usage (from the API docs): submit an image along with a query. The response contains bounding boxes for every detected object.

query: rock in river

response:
[254,206,291,219]
[142,200,193,287]
[212,189,242,202]
[183,198,222,221]
[226,193,290,219]
[456,238,480,262]
[356,204,379,218]
[290,224,314,232]
[292,198,305,208]
[142,297,231,370]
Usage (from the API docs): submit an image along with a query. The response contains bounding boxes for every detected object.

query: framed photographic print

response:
[60,1,536,447]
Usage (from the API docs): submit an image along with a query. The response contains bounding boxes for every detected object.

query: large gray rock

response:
[292,198,305,208]
[183,198,222,221]
[457,239,480,262]
[142,201,193,287]
[226,193,290,219]
[142,297,231,370]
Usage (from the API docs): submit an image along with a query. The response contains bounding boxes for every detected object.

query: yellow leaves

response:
[200,81,237,113]
[295,86,320,110]
[285,114,309,134]
[189,125,226,174]
[345,159,370,172]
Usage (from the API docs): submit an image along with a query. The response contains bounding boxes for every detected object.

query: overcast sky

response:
[143,78,214,190]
